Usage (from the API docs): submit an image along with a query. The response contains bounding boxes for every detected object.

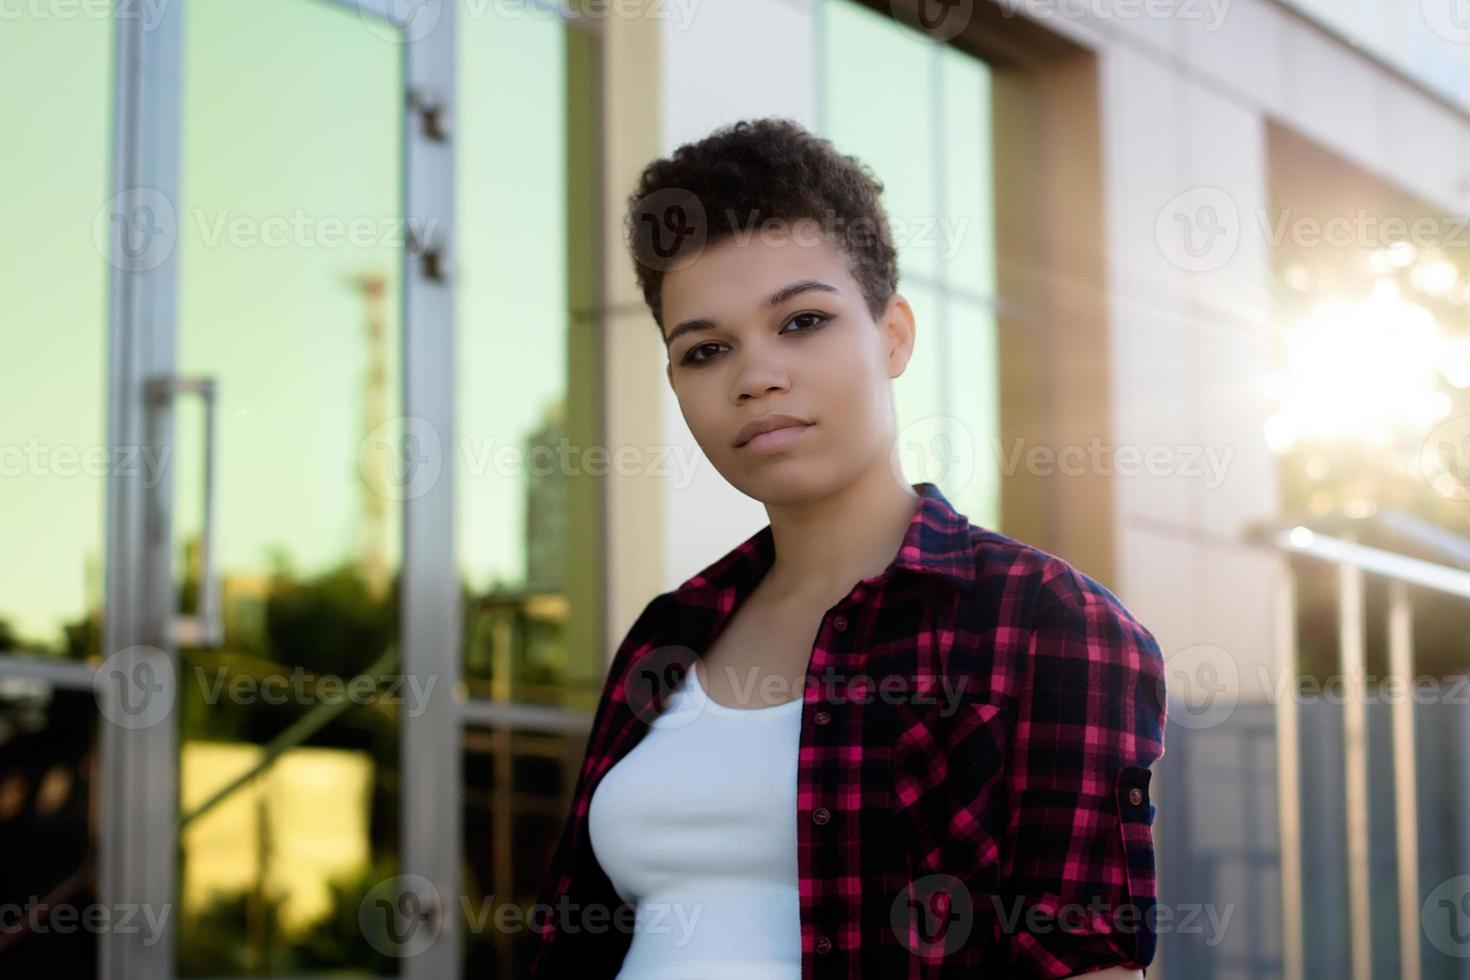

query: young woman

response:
[524,118,1166,980]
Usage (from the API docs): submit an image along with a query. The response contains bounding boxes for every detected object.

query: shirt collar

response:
[673,481,978,601]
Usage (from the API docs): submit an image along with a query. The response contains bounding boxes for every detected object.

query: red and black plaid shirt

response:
[525,481,1167,979]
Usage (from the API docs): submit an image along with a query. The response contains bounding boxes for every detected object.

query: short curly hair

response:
[624,117,900,335]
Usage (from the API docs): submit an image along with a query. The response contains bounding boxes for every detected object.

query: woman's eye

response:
[680,314,828,366]
[682,343,725,366]
[783,312,828,333]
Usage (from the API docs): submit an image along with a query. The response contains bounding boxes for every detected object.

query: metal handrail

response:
[1244,518,1470,980]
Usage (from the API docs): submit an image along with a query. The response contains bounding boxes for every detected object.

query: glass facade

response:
[171,0,406,972]
[819,0,1001,530]
[455,2,603,976]
[0,5,112,660]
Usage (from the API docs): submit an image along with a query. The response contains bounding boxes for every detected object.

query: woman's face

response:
[660,218,915,505]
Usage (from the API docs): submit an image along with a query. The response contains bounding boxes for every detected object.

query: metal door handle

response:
[146,375,222,648]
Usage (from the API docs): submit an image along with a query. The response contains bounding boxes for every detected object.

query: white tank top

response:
[587,660,805,980]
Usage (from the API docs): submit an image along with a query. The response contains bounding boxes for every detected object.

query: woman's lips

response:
[739,422,814,454]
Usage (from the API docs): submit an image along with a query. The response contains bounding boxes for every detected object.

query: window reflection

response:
[0,8,111,661]
[456,1,604,713]
[0,684,99,976]
[456,2,604,974]
[171,0,404,973]
[821,0,1001,528]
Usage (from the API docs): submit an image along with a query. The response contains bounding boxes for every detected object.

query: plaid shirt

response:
[525,481,1167,979]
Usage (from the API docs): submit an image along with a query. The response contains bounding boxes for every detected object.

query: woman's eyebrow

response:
[664,279,840,348]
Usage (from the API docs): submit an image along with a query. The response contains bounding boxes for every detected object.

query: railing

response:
[1245,515,1470,980]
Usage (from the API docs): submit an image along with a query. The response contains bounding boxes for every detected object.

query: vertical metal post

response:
[1275,562,1304,980]
[402,3,460,977]
[1339,535,1372,980]
[1387,579,1421,980]
[101,2,183,977]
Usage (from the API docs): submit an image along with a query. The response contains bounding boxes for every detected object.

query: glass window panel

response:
[939,48,997,299]
[0,683,101,974]
[821,0,938,284]
[890,279,947,459]
[0,10,111,660]
[821,1,1001,527]
[172,0,404,973]
[462,721,586,978]
[943,293,1002,529]
[457,1,603,713]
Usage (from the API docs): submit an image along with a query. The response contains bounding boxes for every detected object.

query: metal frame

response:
[100,1,184,975]
[0,653,96,691]
[0,2,610,978]
[1248,521,1470,980]
[401,1,460,975]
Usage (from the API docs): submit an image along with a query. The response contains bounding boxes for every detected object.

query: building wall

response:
[599,2,1470,975]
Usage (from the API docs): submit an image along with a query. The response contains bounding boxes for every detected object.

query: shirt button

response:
[832,614,848,632]
[1129,788,1144,806]
[814,710,831,726]
[812,807,831,825]
[815,935,833,954]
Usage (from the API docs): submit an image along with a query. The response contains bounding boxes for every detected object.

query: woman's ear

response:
[882,292,917,379]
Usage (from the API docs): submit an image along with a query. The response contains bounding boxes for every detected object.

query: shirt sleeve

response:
[995,571,1168,978]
